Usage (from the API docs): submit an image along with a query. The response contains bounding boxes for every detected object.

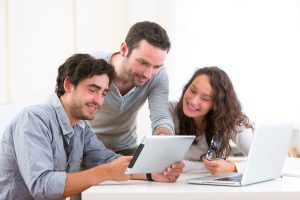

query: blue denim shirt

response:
[0,94,118,200]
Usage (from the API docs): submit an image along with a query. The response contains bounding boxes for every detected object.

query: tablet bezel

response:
[125,135,195,174]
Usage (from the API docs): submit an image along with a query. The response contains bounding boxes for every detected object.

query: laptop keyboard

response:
[214,174,243,182]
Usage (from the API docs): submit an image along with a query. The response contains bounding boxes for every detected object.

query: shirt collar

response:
[49,94,86,138]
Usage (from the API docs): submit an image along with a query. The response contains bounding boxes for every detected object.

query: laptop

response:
[187,123,293,186]
[125,135,195,174]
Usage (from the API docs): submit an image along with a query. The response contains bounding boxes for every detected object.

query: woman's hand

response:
[202,157,237,174]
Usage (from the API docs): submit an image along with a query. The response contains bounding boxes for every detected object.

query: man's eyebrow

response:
[138,58,151,65]
[138,58,163,68]
[155,64,164,68]
[88,84,101,90]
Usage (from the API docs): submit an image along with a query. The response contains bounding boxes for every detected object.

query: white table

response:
[82,170,300,200]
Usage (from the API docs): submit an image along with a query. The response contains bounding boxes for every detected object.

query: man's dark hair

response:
[55,54,116,97]
[125,21,171,56]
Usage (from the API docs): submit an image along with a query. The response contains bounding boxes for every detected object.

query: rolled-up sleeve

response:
[13,109,67,199]
[148,67,175,134]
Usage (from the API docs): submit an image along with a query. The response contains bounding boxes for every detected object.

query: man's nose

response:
[94,93,103,107]
[143,67,154,79]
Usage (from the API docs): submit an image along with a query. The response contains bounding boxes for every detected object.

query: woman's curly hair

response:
[176,66,253,158]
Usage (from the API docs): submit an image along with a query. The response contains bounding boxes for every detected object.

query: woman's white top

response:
[169,101,254,173]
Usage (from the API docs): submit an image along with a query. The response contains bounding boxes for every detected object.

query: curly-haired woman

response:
[170,66,254,174]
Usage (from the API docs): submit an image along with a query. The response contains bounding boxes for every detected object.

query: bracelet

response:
[146,173,153,181]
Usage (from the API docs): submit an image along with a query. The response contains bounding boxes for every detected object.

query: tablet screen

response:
[125,135,195,174]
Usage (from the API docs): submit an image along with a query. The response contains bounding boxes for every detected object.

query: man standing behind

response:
[0,54,183,200]
[91,21,174,155]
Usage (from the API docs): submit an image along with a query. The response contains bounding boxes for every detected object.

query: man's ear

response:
[63,77,73,93]
[120,42,128,57]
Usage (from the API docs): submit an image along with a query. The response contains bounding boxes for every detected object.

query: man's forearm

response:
[63,156,132,197]
[63,164,110,197]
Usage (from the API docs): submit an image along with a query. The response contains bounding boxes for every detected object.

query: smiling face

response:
[121,40,168,86]
[64,74,109,125]
[183,74,214,120]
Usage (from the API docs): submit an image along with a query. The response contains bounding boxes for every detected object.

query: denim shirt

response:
[0,94,118,200]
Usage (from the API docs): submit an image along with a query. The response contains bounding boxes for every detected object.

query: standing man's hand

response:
[151,162,184,182]
[154,127,173,135]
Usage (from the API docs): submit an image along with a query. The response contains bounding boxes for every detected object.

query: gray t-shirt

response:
[0,94,118,200]
[90,51,174,152]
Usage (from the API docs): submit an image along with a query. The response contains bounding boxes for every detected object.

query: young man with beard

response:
[0,54,183,200]
[91,21,174,155]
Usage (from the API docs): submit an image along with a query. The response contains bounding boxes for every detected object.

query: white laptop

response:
[125,135,195,174]
[187,123,293,186]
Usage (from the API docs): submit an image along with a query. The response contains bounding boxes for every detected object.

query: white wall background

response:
[1,0,300,139]
[167,0,300,124]
[0,0,7,102]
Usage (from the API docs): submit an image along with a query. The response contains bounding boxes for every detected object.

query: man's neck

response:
[59,95,77,127]
[111,53,134,96]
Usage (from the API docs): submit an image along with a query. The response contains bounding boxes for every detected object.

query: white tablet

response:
[125,135,195,174]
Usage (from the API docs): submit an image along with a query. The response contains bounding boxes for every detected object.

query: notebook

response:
[187,123,293,186]
[125,135,195,174]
